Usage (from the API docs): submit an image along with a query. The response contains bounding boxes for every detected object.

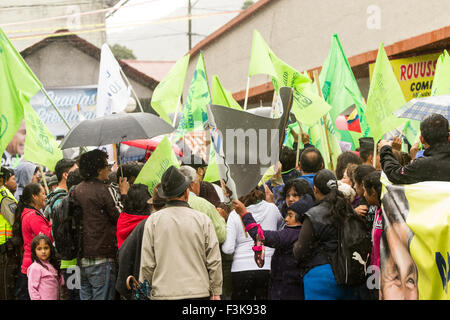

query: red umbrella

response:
[122,136,183,157]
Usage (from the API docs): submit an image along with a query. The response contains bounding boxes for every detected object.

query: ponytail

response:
[313,169,354,222]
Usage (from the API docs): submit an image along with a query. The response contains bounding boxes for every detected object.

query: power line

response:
[9,9,243,40]
[0,0,158,27]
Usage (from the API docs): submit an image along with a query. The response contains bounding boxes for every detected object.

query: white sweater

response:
[221,200,283,272]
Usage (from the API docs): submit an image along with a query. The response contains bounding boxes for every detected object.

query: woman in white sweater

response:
[221,188,283,300]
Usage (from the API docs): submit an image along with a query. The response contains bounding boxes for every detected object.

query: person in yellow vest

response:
[0,167,19,299]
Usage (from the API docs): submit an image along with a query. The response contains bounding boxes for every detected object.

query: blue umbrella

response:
[394,94,450,121]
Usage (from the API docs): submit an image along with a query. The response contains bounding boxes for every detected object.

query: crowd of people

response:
[0,113,448,300]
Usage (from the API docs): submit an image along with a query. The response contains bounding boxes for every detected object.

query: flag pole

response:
[172,96,182,127]
[40,87,71,130]
[312,70,334,171]
[120,68,144,113]
[39,165,49,194]
[372,141,377,168]
[243,76,250,110]
[170,96,182,144]
[362,96,377,167]
[295,121,304,169]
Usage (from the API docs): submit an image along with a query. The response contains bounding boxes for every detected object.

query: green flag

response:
[23,102,62,171]
[203,148,220,183]
[309,113,342,170]
[134,136,180,196]
[366,43,407,141]
[0,28,42,159]
[269,52,331,126]
[211,75,242,110]
[319,34,363,121]
[248,30,331,126]
[345,87,371,137]
[151,54,190,124]
[177,52,211,135]
[431,50,450,96]
[402,119,420,146]
[248,30,277,78]
[319,33,372,140]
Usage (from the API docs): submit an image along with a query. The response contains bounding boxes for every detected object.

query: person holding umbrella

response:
[75,149,129,300]
[378,113,450,184]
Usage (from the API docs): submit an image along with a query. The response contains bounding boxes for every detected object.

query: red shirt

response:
[116,212,149,249]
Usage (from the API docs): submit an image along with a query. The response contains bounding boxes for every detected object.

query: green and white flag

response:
[431,50,450,96]
[177,52,211,135]
[151,54,190,124]
[248,30,278,78]
[0,28,41,159]
[23,102,62,171]
[211,75,242,110]
[319,33,371,140]
[203,148,220,183]
[134,136,180,196]
[309,113,342,170]
[0,28,62,170]
[248,30,331,127]
[366,43,407,142]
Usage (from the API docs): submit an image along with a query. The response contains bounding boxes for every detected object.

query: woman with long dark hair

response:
[221,187,283,300]
[13,182,53,300]
[293,169,356,300]
[116,184,151,249]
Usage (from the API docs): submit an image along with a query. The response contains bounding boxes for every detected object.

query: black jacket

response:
[380,142,450,184]
[293,200,337,276]
[116,218,148,299]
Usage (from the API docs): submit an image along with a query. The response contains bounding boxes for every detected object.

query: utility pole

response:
[188,0,192,50]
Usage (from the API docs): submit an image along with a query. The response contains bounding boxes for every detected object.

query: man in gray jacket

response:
[139,166,222,300]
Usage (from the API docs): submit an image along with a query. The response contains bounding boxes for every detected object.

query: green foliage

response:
[242,0,254,10]
[110,43,136,60]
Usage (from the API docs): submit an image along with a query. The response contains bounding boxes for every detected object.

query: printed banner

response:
[378,181,450,300]
[369,53,440,101]
[206,87,293,199]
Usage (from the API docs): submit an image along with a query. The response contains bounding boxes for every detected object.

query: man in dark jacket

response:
[76,149,129,300]
[378,113,450,184]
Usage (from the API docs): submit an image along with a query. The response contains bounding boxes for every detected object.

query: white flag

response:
[96,44,130,117]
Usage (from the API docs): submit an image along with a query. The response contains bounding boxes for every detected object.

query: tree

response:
[242,0,254,10]
[110,43,137,60]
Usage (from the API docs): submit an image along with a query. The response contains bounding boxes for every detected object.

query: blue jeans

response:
[80,262,116,300]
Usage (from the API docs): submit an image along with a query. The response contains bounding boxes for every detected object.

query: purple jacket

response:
[242,213,303,300]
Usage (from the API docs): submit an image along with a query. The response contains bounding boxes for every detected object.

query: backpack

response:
[43,189,67,220]
[51,187,83,261]
[329,212,372,286]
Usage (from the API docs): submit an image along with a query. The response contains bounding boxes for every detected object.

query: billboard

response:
[1,87,97,169]
[369,52,441,101]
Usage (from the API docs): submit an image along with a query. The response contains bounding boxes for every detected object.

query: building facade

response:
[185,0,450,107]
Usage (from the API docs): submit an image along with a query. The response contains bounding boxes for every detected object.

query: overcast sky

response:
[105,0,245,61]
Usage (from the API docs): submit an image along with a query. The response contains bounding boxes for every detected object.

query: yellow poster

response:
[380,181,450,300]
[369,53,441,102]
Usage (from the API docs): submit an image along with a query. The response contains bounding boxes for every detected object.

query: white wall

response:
[184,0,450,100]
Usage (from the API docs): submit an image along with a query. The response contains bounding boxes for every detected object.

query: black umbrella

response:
[59,112,175,149]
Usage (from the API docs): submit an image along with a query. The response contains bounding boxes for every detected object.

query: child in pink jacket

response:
[27,235,64,300]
